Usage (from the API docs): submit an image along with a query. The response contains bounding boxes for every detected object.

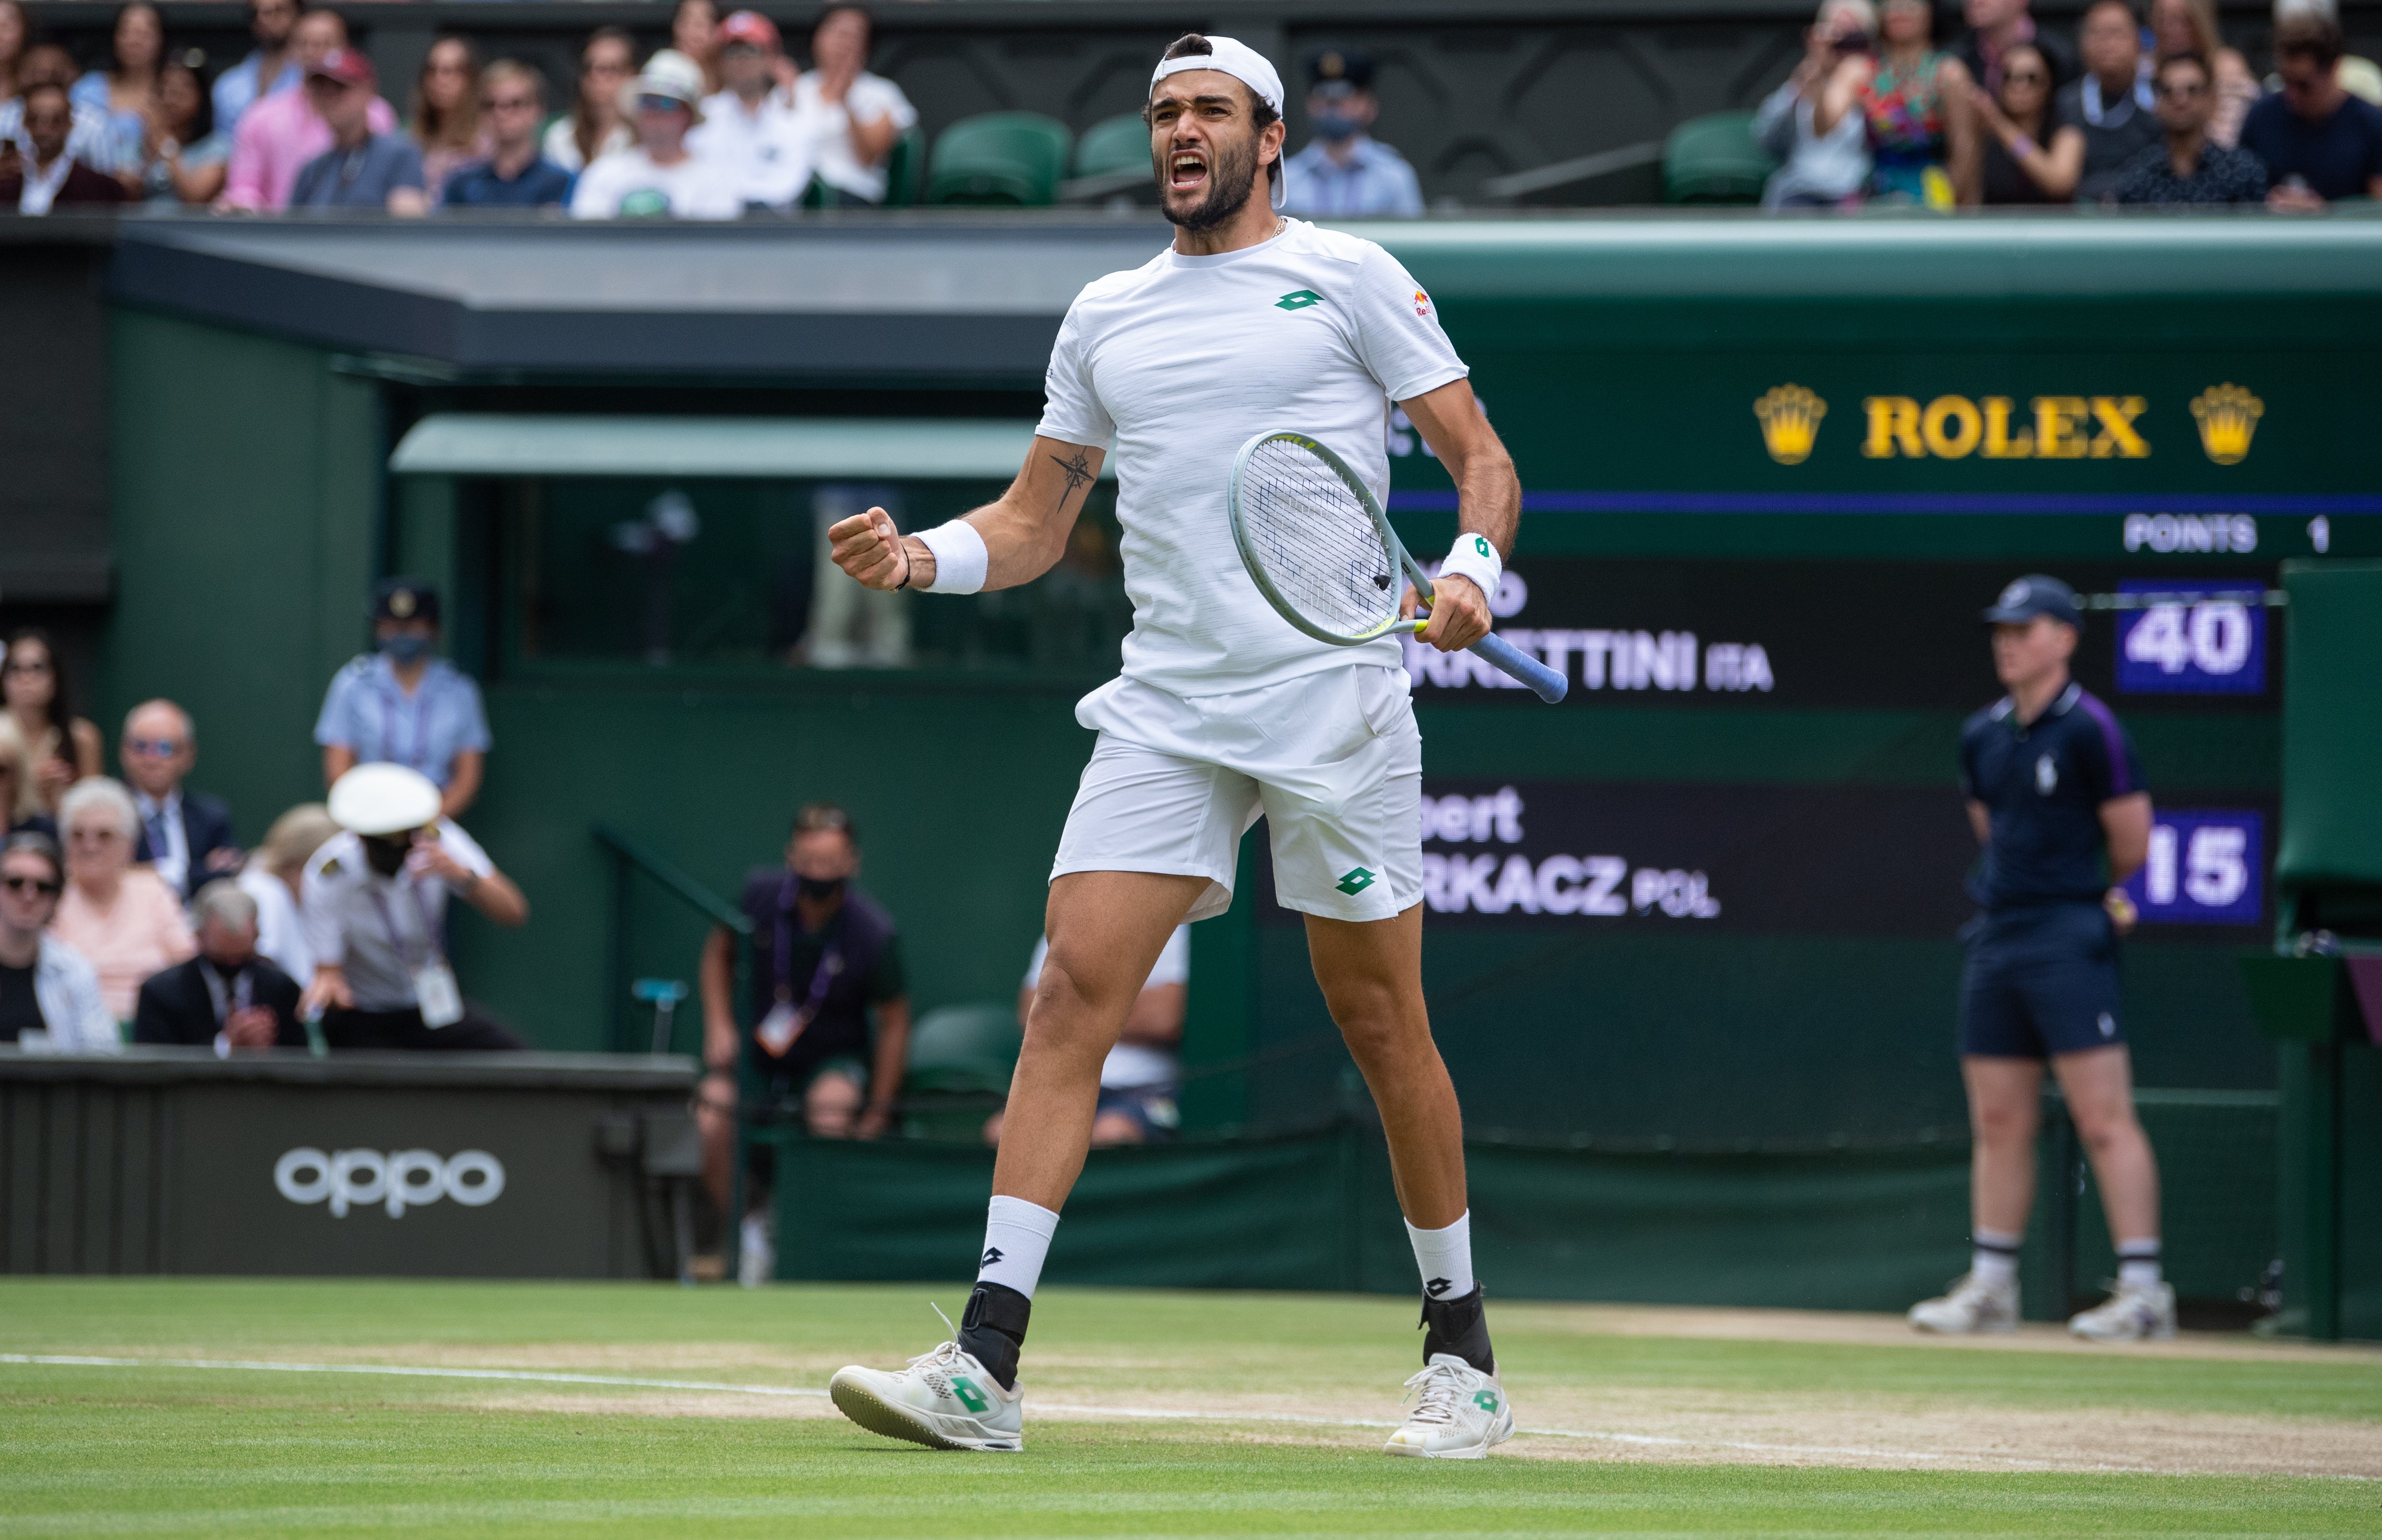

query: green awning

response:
[387,414,1110,479]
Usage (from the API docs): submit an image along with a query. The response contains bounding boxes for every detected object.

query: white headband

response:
[1149,35,1284,118]
[1149,36,1287,209]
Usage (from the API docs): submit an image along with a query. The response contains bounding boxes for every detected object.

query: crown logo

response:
[2189,383,2263,465]
[1754,384,1826,465]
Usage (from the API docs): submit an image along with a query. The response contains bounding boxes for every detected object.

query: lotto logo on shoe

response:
[274,1147,506,1218]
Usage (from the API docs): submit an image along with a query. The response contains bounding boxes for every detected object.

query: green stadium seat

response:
[926,112,1074,207]
[900,1001,1022,1142]
[1072,112,1151,180]
[1662,111,1776,205]
[799,128,926,210]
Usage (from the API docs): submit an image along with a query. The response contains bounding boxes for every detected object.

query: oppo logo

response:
[273,1147,506,1218]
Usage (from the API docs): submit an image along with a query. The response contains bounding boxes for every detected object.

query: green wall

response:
[99,312,382,838]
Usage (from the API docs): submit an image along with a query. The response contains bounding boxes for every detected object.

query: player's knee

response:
[1024,954,1127,1062]
[2070,1102,2142,1156]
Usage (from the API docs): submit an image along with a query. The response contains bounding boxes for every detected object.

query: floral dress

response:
[1856,52,1949,202]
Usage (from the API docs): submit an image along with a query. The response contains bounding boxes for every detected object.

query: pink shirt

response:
[222,87,398,210]
[52,867,196,1021]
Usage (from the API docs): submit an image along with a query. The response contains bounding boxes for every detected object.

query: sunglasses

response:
[125,737,185,757]
[3,875,61,896]
[638,93,690,112]
[2157,79,2208,97]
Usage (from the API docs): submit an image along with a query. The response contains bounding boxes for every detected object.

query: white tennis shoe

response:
[1382,1353,1515,1458]
[2068,1280,2177,1342]
[1908,1272,2021,1333]
[828,1310,1024,1452]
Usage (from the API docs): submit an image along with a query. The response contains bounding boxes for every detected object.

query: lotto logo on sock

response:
[980,1247,1004,1268]
[1426,1277,1453,1297]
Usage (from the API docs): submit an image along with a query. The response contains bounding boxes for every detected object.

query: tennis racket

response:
[1225,430,1568,704]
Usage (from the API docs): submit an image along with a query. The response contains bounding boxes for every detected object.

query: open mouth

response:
[1167,148,1209,194]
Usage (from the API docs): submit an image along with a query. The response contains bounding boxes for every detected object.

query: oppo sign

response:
[274,1147,506,1218]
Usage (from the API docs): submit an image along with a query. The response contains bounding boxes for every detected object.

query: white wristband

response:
[915,519,989,595]
[1435,533,1503,607]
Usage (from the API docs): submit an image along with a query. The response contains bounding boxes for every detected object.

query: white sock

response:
[1405,1210,1476,1302]
[2116,1240,2162,1290]
[975,1195,1060,1300]
[1970,1227,2020,1289]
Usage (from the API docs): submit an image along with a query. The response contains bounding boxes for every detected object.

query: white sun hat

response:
[327,763,443,837]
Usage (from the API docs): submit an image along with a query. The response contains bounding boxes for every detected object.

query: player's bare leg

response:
[1306,902,1513,1457]
[996,871,1210,1209]
[2054,1046,2172,1339]
[829,870,1200,1450]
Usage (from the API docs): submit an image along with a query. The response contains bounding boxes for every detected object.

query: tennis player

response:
[822,33,1522,1457]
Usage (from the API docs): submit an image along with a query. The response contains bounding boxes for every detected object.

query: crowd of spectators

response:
[1761,0,2382,208]
[0,0,919,218]
[0,579,529,1059]
[4,0,2372,218]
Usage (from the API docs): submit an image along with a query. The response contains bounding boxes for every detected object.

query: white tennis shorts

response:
[1052,664,1423,923]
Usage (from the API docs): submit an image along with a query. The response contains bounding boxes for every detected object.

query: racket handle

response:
[1471,633,1569,703]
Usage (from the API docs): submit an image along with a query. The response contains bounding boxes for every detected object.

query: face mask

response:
[362,835,410,877]
[796,875,847,903]
[382,634,434,664]
[1313,109,1362,143]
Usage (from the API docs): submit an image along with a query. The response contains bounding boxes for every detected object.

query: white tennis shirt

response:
[1035,219,1467,698]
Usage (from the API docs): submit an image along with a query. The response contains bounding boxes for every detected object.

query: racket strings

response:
[1240,438,1400,642]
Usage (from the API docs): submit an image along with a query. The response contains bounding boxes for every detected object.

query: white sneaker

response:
[1382,1353,1515,1459]
[2068,1280,2177,1342]
[829,1313,1024,1452]
[737,1214,773,1290]
[1908,1271,2020,1333]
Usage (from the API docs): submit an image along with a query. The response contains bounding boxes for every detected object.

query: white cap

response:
[1149,35,1284,118]
[634,49,707,110]
[328,763,443,838]
[1149,36,1288,209]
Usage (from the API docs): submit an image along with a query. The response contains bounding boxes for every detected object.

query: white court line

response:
[5,1351,2357,1478]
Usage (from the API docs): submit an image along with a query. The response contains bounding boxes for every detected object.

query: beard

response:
[1162,128,1266,231]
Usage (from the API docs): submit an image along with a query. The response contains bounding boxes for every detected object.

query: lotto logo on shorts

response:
[1336,867,1377,895]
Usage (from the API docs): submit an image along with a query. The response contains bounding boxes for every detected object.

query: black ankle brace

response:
[1419,1284,1495,1376]
[957,1281,1032,1390]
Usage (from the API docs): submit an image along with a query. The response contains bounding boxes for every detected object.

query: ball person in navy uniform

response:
[1910,575,2175,1341]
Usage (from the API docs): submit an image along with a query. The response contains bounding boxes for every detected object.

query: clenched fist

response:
[828,506,931,591]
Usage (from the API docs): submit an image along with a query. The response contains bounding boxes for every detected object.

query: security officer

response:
[1909,575,2174,1342]
[298,763,529,1051]
[314,579,493,818]
[1279,48,1425,218]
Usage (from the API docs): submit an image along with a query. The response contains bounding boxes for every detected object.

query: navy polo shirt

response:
[2239,92,2382,202]
[441,156,576,209]
[1958,681,2145,912]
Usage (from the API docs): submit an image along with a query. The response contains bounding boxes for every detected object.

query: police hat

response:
[371,578,441,625]
[328,763,443,837]
[1982,574,2082,628]
[1305,47,1375,91]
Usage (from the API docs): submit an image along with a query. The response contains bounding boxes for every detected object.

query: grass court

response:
[3,1277,2376,1537]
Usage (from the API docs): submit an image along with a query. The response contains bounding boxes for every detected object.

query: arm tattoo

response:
[1047,448,1094,517]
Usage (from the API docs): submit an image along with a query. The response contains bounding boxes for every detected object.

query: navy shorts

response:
[1094,1085,1180,1142]
[1958,903,2126,1059]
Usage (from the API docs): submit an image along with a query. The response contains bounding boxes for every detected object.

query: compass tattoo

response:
[1047,447,1094,516]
